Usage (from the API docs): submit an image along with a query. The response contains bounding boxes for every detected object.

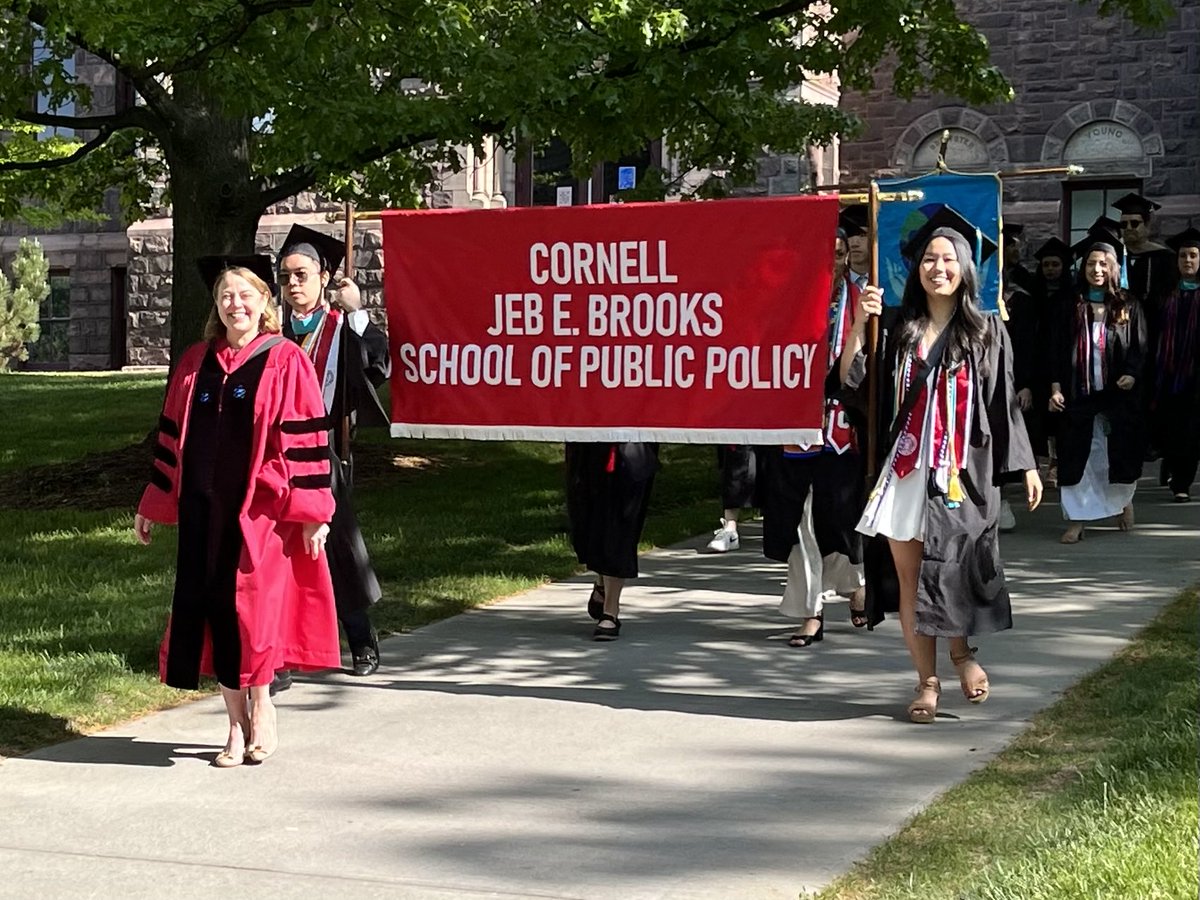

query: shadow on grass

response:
[0,708,75,759]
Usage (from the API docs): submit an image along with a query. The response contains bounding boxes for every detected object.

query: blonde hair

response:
[203,267,282,341]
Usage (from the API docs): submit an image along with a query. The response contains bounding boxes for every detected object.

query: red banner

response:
[381,195,837,443]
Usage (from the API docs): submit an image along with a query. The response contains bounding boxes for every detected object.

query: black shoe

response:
[269,670,293,696]
[587,582,605,621]
[350,630,380,676]
[787,617,824,647]
[592,613,621,641]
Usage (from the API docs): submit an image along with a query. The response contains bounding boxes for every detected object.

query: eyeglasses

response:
[278,268,318,285]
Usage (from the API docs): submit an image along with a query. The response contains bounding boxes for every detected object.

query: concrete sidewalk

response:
[2,480,1197,900]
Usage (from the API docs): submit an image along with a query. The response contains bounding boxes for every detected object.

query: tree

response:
[0,0,1173,360]
[0,237,51,370]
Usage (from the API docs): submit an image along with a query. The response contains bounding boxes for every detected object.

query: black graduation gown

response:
[1050,294,1147,488]
[1152,287,1200,483]
[566,442,659,579]
[1126,244,1176,321]
[1003,283,1047,457]
[841,311,1036,637]
[284,313,391,616]
[716,444,758,509]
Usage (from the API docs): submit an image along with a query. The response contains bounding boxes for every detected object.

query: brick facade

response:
[837,0,1199,255]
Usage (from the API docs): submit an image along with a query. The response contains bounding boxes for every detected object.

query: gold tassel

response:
[947,469,965,504]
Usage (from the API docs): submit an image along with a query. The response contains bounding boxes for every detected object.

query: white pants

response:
[779,489,865,619]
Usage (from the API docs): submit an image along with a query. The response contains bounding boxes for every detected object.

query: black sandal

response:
[593,613,621,641]
[787,617,823,647]
[587,581,605,621]
[849,589,868,629]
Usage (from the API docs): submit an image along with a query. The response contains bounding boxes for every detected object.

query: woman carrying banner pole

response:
[839,203,1043,724]
[760,222,867,646]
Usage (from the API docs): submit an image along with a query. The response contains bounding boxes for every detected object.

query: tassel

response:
[605,444,617,473]
[946,468,964,508]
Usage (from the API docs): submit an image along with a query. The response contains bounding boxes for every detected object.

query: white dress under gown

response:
[1060,319,1137,522]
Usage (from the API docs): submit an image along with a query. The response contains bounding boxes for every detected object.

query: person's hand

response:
[853,285,884,331]
[1025,469,1043,511]
[1048,390,1065,412]
[333,277,362,311]
[302,522,330,560]
[1116,374,1135,390]
[134,513,153,545]
[1017,388,1032,411]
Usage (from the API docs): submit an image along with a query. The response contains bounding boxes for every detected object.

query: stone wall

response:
[837,0,1200,252]
[125,226,172,366]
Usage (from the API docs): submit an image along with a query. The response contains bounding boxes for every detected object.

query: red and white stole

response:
[295,306,344,413]
[787,274,859,455]
[1074,300,1107,396]
[886,344,973,507]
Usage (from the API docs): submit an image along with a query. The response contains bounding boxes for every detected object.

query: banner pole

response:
[342,201,356,279]
[865,180,882,482]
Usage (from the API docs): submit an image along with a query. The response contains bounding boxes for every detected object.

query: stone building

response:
[837,0,1199,257]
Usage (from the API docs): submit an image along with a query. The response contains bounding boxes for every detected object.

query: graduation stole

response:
[785,275,859,455]
[1074,299,1107,396]
[1156,287,1199,395]
[295,306,344,413]
[889,347,972,508]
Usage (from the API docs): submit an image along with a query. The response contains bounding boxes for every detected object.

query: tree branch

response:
[146,0,321,78]
[257,165,318,207]
[26,4,177,121]
[14,106,158,132]
[0,129,113,172]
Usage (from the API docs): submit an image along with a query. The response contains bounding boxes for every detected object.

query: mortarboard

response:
[1002,222,1025,239]
[1071,231,1126,267]
[1111,193,1161,219]
[279,224,346,274]
[839,204,868,238]
[198,254,277,294]
[1166,227,1200,253]
[900,204,998,266]
[1034,237,1072,262]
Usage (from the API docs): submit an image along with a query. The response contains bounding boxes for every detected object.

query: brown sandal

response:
[907,676,940,724]
[950,647,990,704]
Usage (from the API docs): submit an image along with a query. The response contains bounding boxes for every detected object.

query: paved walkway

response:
[2,479,1197,899]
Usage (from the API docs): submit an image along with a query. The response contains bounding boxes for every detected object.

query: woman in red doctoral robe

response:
[134,259,341,767]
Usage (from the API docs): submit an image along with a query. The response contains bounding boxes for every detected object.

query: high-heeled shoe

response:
[787,616,824,647]
[246,704,278,763]
[908,676,940,724]
[848,588,868,629]
[950,647,990,704]
[1060,523,1085,544]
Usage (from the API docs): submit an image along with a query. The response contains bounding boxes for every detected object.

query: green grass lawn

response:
[818,587,1199,900]
[0,373,726,755]
[0,371,166,473]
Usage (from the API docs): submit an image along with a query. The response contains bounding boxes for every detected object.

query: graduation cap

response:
[1002,222,1025,239]
[1166,227,1200,252]
[1088,215,1123,238]
[1034,237,1072,262]
[1111,192,1161,219]
[1071,231,1126,266]
[839,204,868,238]
[900,204,998,266]
[279,223,346,274]
[197,254,277,293]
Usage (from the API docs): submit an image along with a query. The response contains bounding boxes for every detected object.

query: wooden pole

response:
[342,201,355,279]
[865,180,882,482]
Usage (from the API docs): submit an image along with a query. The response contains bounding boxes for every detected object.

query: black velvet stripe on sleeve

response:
[150,468,173,492]
[153,443,178,467]
[284,445,331,462]
[281,415,333,435]
[290,473,331,489]
[158,415,180,439]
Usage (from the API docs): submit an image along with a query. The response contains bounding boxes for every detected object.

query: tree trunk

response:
[163,74,263,361]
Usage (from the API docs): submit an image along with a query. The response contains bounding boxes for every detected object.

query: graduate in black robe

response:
[1152,227,1200,501]
[706,444,758,552]
[277,224,391,678]
[839,206,1041,724]
[1030,237,1074,482]
[1049,235,1147,543]
[566,441,659,640]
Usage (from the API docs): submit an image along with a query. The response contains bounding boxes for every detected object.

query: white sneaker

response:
[706,520,740,552]
[998,500,1016,533]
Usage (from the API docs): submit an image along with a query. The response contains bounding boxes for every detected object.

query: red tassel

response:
[606,445,617,473]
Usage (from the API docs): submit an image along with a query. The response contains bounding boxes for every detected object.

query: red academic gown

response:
[138,333,342,690]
